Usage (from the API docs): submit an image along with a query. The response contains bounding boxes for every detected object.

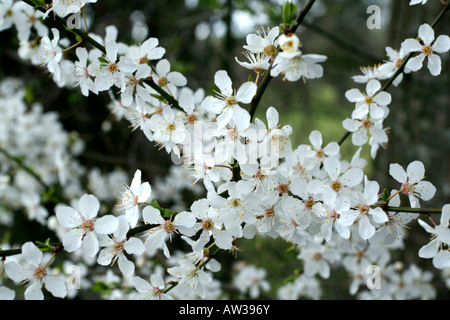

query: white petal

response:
[62,231,82,252]
[373,91,391,106]
[432,250,450,269]
[130,170,142,190]
[406,160,425,183]
[232,105,250,130]
[324,142,340,157]
[118,255,135,277]
[401,38,422,53]
[22,242,43,266]
[366,80,381,96]
[341,168,363,187]
[214,70,233,96]
[309,130,323,150]
[167,71,187,87]
[124,238,145,255]
[24,281,44,300]
[389,163,407,183]
[133,276,151,292]
[427,54,441,76]
[81,231,99,258]
[342,118,361,132]
[418,239,439,258]
[44,276,67,298]
[418,23,435,46]
[142,206,164,225]
[266,106,279,129]
[406,54,425,72]
[56,206,82,228]
[4,262,25,283]
[216,107,234,129]
[78,194,100,219]
[441,204,450,226]
[370,207,389,223]
[174,211,196,228]
[97,247,114,265]
[155,59,170,77]
[105,41,118,62]
[95,215,118,234]
[414,181,436,201]
[359,215,375,240]
[236,81,257,104]
[345,89,364,103]
[0,286,15,300]
[352,129,368,146]
[323,156,340,181]
[432,35,450,53]
[137,182,152,203]
[213,230,233,250]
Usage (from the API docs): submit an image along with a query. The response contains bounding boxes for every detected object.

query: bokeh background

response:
[0,0,449,299]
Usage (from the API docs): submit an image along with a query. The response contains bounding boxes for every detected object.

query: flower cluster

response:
[0,0,449,301]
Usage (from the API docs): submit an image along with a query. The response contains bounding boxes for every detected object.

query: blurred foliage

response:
[0,0,449,299]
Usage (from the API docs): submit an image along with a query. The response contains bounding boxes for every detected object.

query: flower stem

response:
[384,206,442,214]
[0,147,49,189]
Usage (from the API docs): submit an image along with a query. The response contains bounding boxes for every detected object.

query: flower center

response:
[362,118,372,129]
[313,252,322,261]
[158,77,168,87]
[255,170,267,181]
[186,114,198,124]
[152,286,163,297]
[163,220,176,234]
[395,58,403,68]
[359,204,370,216]
[167,122,176,132]
[33,266,47,280]
[265,208,275,218]
[316,148,325,158]
[229,198,242,208]
[331,180,342,192]
[202,219,214,231]
[225,96,237,107]
[277,183,290,195]
[108,62,118,73]
[330,210,339,221]
[401,182,415,195]
[139,56,148,64]
[263,44,276,56]
[81,219,95,233]
[113,241,124,254]
[422,45,433,56]
[305,197,315,210]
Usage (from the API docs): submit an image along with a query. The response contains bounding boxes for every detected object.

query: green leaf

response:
[31,0,45,7]
[98,56,109,64]
[91,281,112,295]
[35,238,53,252]
[381,188,390,203]
[149,199,175,218]
[282,1,297,25]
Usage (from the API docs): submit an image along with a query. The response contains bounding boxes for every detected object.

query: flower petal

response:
[78,194,100,219]
[236,81,257,104]
[214,70,233,96]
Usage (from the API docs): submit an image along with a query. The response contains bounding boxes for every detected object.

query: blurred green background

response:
[0,0,449,299]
